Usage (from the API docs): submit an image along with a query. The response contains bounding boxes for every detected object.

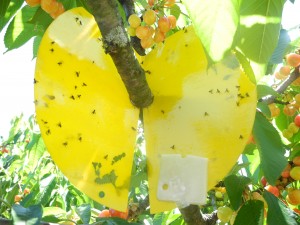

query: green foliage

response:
[236,0,285,78]
[253,112,287,185]
[224,175,251,210]
[257,85,280,100]
[12,204,43,225]
[0,0,24,33]
[233,200,264,225]
[183,0,240,62]
[263,191,298,225]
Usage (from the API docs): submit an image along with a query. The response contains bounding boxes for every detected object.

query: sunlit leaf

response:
[4,5,39,51]
[37,173,57,205]
[42,207,67,223]
[182,0,240,61]
[26,133,46,170]
[235,50,256,84]
[236,0,285,78]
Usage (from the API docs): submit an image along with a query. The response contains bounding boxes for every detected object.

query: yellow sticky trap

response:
[142,27,257,213]
[34,8,139,212]
[35,7,257,213]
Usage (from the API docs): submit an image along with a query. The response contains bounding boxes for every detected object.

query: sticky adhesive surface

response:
[142,27,257,213]
[35,7,257,213]
[34,8,139,212]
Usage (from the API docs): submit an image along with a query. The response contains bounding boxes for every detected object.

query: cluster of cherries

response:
[268,53,300,139]
[127,0,177,49]
[25,0,65,19]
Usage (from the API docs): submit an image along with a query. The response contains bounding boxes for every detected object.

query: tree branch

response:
[179,205,218,225]
[261,66,300,104]
[86,0,153,108]
[86,1,219,224]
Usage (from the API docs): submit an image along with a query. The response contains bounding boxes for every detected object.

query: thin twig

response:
[261,66,300,104]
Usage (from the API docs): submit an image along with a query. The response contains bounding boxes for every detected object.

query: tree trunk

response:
[86,0,153,108]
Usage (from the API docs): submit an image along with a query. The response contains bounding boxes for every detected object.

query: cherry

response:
[290,166,300,180]
[143,10,156,26]
[217,206,233,223]
[294,114,300,127]
[286,53,300,67]
[293,156,300,166]
[98,209,111,218]
[265,185,280,197]
[128,14,141,28]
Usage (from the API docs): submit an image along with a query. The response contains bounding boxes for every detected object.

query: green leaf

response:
[0,0,23,33]
[28,7,53,32]
[170,4,181,20]
[0,0,10,18]
[228,161,251,176]
[253,112,287,185]
[235,50,256,84]
[182,0,239,61]
[224,175,251,210]
[76,0,90,10]
[237,0,285,63]
[59,0,77,11]
[27,133,46,170]
[274,104,289,131]
[236,0,285,77]
[12,204,43,225]
[4,5,40,51]
[37,173,57,205]
[76,203,91,224]
[42,207,67,223]
[257,102,271,118]
[5,183,20,205]
[233,200,264,225]
[257,85,279,99]
[153,212,165,225]
[263,191,298,225]
[33,35,42,58]
[269,29,291,64]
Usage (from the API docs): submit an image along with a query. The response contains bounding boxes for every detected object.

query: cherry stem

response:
[261,66,300,104]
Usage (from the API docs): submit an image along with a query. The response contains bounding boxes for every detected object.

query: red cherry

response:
[294,114,300,127]
[261,176,267,187]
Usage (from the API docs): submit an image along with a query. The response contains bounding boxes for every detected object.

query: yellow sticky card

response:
[35,7,257,213]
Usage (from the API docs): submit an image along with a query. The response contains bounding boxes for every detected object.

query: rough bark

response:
[86,0,153,108]
[179,205,218,225]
